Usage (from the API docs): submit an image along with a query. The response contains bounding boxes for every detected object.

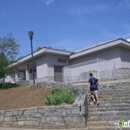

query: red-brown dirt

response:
[0,86,51,110]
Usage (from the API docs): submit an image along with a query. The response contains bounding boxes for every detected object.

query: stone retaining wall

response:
[0,105,86,129]
[0,82,87,129]
[17,80,29,86]
[29,76,54,85]
[116,68,130,79]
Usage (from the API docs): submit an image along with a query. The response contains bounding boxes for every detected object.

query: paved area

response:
[0,128,87,130]
[72,78,130,85]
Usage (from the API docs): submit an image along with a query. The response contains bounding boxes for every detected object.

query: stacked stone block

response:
[0,82,88,129]
[0,105,86,129]
[116,68,130,79]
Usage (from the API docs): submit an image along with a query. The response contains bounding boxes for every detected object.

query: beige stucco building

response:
[2,38,130,84]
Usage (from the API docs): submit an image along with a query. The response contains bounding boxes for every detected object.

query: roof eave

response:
[10,48,72,67]
[70,39,130,60]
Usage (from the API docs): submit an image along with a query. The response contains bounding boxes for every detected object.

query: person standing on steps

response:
[88,73,99,105]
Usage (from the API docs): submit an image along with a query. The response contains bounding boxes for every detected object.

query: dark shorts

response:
[90,86,98,91]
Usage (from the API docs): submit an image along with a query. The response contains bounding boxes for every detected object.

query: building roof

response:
[70,38,130,60]
[10,46,72,67]
[10,38,130,67]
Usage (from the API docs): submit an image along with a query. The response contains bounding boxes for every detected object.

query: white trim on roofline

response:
[10,47,72,67]
[70,38,130,60]
[9,38,130,67]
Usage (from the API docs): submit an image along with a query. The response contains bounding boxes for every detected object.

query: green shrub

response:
[44,88,76,105]
[0,82,19,89]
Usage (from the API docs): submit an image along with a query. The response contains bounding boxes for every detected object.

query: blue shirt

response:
[88,77,98,91]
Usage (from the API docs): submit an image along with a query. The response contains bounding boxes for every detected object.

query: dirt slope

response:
[0,86,51,110]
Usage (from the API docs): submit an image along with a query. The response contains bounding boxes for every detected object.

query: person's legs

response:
[94,91,99,105]
[91,92,96,104]
[94,92,99,101]
[91,93,95,101]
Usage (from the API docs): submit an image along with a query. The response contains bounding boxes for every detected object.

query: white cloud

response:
[49,39,90,51]
[68,0,130,16]
[46,0,54,5]
[117,0,130,10]
[100,28,130,40]
[68,5,110,15]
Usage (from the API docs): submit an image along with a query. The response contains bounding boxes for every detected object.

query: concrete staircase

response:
[86,83,130,130]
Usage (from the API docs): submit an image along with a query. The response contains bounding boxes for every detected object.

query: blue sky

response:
[0,0,130,58]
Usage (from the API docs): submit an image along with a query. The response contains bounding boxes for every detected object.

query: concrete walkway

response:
[0,128,87,130]
[72,78,130,85]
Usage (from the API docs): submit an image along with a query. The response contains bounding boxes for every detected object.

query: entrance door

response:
[54,66,63,82]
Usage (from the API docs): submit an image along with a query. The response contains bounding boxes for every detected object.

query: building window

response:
[57,58,66,63]
[18,72,24,79]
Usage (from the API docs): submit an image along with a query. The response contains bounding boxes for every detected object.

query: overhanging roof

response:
[10,38,130,67]
[70,38,130,60]
[10,47,72,67]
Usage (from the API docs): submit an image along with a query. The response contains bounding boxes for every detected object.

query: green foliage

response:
[0,82,19,89]
[0,33,20,78]
[0,53,8,78]
[44,88,76,105]
[16,56,24,61]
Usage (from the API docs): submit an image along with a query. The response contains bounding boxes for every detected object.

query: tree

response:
[10,56,25,64]
[0,53,8,78]
[0,33,20,78]
[16,56,25,62]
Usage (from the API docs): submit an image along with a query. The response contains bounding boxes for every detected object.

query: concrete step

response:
[98,87,130,91]
[88,102,130,109]
[88,110,130,117]
[93,86,130,89]
[87,96,130,101]
[98,89,130,91]
[97,97,130,101]
[98,83,130,88]
[86,120,122,130]
[88,114,130,121]
[87,92,130,96]
[88,97,130,101]
[87,100,130,106]
[95,100,130,104]
[87,120,119,127]
[88,106,130,112]
[98,90,130,93]
[86,84,130,130]
[86,126,123,130]
[98,94,130,97]
[98,86,130,90]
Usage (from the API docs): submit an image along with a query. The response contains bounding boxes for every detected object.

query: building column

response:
[15,69,19,82]
[26,64,29,81]
[97,58,100,80]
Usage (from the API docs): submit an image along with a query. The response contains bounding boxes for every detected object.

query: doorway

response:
[54,66,63,82]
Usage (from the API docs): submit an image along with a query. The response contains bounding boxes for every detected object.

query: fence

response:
[63,59,116,84]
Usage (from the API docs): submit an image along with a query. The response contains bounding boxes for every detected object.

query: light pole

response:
[28,31,35,85]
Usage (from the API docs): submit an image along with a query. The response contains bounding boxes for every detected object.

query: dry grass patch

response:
[0,86,51,110]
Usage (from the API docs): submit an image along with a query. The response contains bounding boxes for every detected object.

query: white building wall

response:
[119,47,130,68]
[70,47,122,69]
[46,54,70,77]
[36,55,48,79]
[5,75,15,83]
[121,62,130,68]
